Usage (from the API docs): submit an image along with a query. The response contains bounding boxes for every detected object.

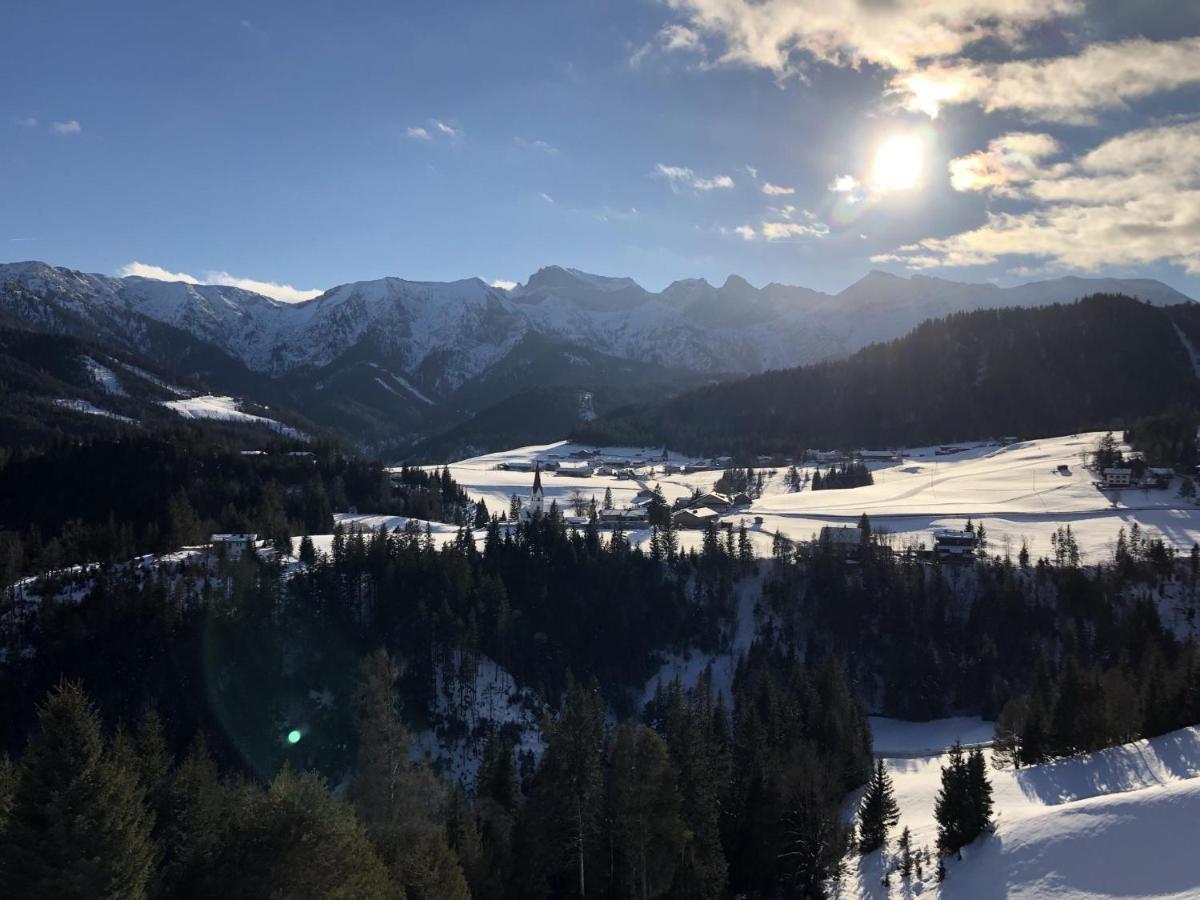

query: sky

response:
[3,0,1200,300]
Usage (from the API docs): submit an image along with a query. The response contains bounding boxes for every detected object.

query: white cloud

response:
[515,137,558,155]
[628,41,654,68]
[540,192,555,204]
[891,36,1200,123]
[490,279,518,290]
[761,181,794,195]
[828,174,859,193]
[50,120,81,135]
[654,163,734,192]
[660,2,1200,130]
[744,164,759,179]
[659,23,702,53]
[118,262,200,284]
[118,261,322,302]
[203,271,323,303]
[662,0,1076,74]
[735,224,757,240]
[760,220,829,240]
[13,116,38,128]
[881,121,1200,274]
[948,132,1061,195]
[407,120,461,142]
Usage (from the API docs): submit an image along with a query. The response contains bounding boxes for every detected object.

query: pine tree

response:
[255,768,400,900]
[897,826,914,878]
[349,650,469,900]
[857,758,899,854]
[607,723,686,900]
[934,741,968,856]
[966,747,994,838]
[1,681,155,900]
[524,676,606,898]
[935,741,991,856]
[473,498,490,529]
[298,534,317,565]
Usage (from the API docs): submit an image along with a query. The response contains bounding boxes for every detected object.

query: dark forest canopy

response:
[576,295,1200,458]
[2,514,1198,898]
[0,429,473,584]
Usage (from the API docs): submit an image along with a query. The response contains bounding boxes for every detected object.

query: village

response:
[435,431,1200,568]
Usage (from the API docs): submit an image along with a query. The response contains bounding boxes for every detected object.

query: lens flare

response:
[287,729,302,744]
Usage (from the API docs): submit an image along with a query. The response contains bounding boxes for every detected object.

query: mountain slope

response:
[577,294,1200,456]
[0,324,313,448]
[2,261,1192,456]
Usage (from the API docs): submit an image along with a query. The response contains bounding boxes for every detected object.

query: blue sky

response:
[3,0,1200,299]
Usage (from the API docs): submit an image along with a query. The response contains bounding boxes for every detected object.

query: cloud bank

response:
[118,262,323,302]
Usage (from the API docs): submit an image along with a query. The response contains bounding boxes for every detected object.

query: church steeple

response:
[530,462,544,514]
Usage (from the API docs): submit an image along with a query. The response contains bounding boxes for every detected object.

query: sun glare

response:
[871,135,925,192]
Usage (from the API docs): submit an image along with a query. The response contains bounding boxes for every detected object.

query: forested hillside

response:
[578,295,1200,456]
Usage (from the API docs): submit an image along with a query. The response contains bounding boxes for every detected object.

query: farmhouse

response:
[555,460,593,476]
[933,528,977,558]
[1146,467,1174,488]
[599,507,649,525]
[1103,467,1133,488]
[210,533,258,558]
[673,507,720,529]
[818,526,865,558]
[692,491,733,511]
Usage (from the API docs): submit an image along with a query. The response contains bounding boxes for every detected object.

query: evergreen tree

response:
[965,746,994,839]
[349,650,469,900]
[897,826,914,878]
[935,741,969,856]
[298,534,317,565]
[934,741,992,856]
[473,498,490,529]
[857,758,899,854]
[607,723,687,900]
[258,768,400,900]
[1,681,155,900]
[523,676,606,898]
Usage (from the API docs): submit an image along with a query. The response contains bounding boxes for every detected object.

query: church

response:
[519,462,545,521]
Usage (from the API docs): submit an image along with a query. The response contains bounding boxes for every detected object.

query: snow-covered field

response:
[290,513,466,558]
[432,432,1200,564]
[755,433,1199,562]
[162,394,306,439]
[837,719,1200,900]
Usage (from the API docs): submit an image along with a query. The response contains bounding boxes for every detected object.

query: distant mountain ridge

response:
[577,294,1200,456]
[0,260,1193,456]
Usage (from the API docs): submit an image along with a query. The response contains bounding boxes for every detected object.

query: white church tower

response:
[529,462,545,517]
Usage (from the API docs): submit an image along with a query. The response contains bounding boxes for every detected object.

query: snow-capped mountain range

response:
[3,260,1190,386]
[0,259,1192,455]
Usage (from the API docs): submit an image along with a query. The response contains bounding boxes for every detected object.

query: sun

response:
[871,135,925,192]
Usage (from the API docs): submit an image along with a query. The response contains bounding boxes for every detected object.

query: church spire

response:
[532,461,543,497]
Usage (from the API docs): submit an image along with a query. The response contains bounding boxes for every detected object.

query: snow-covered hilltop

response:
[837,718,1200,900]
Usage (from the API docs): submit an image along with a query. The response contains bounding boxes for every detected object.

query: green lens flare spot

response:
[287,729,302,745]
